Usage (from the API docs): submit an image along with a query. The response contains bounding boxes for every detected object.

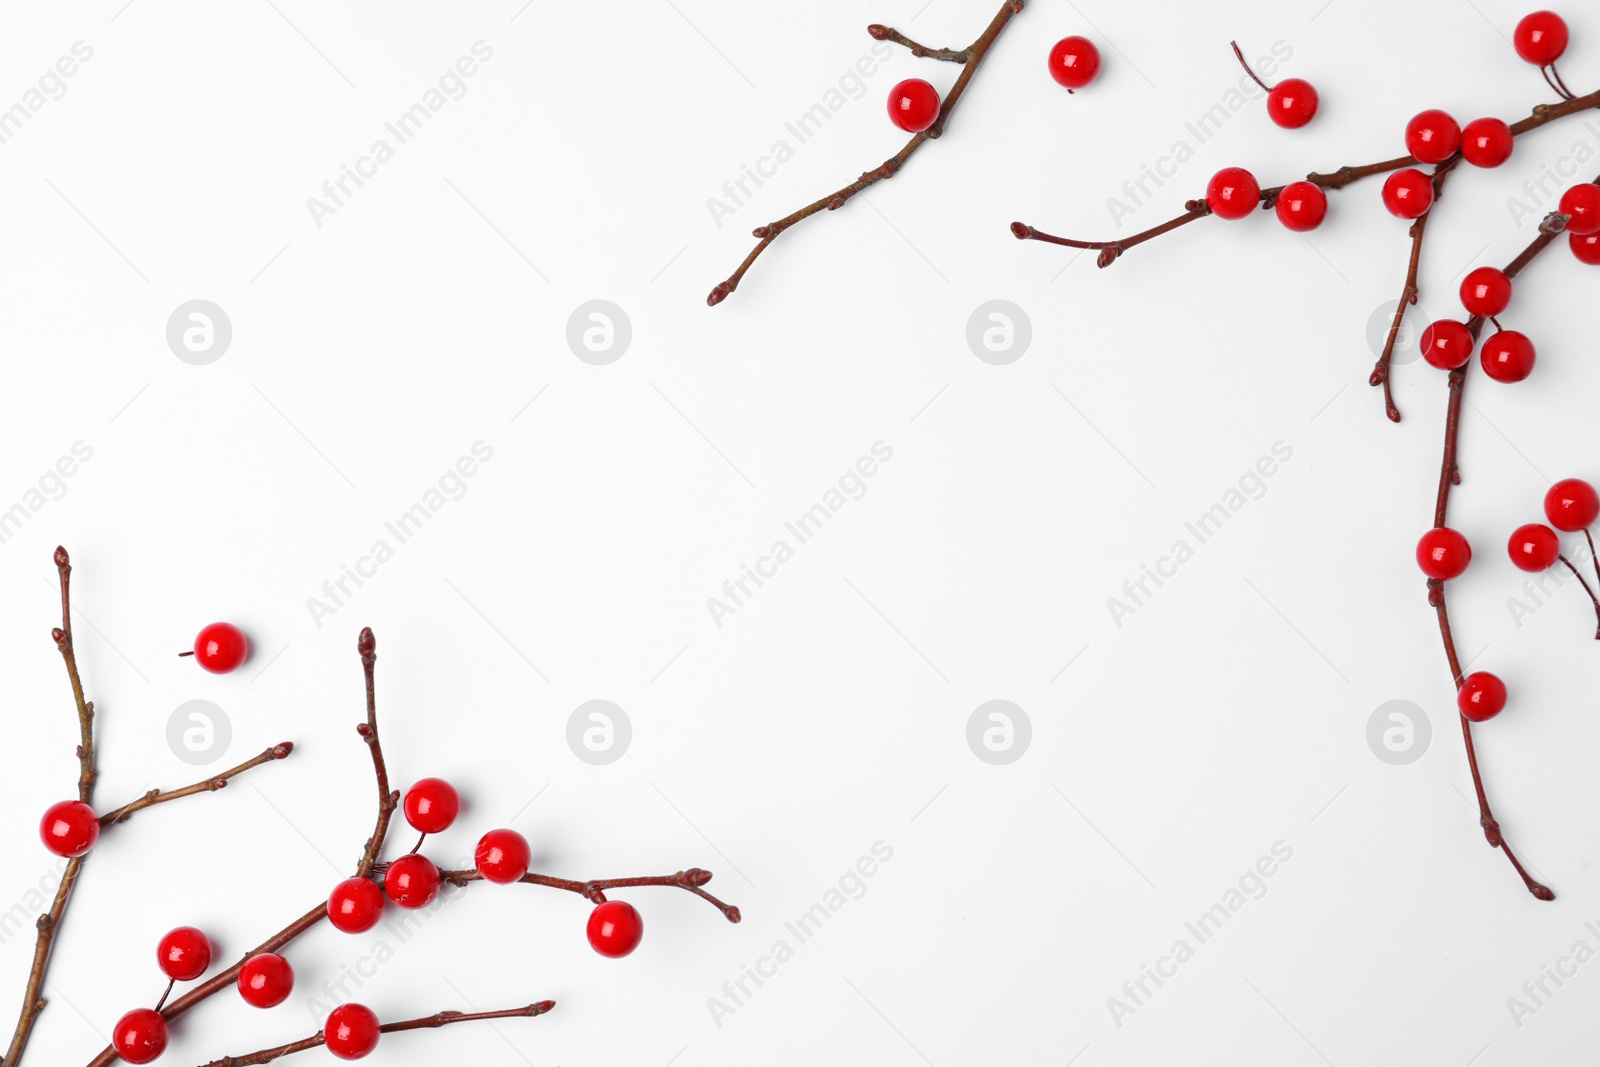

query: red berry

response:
[475,828,532,885]
[324,1003,381,1060]
[238,952,293,1008]
[402,777,459,835]
[1420,320,1474,370]
[327,877,385,934]
[1461,119,1513,168]
[1266,78,1318,129]
[1274,181,1328,231]
[40,800,99,858]
[1417,527,1472,581]
[1572,231,1600,264]
[384,853,440,909]
[1206,167,1260,220]
[1480,330,1536,383]
[587,900,644,958]
[1559,183,1600,235]
[1458,672,1508,723]
[158,926,213,982]
[1382,168,1434,219]
[1545,478,1600,531]
[1459,267,1512,317]
[1514,11,1568,65]
[1047,36,1100,91]
[887,79,940,133]
[112,1008,168,1065]
[1405,109,1461,164]
[1508,523,1561,572]
[192,622,249,673]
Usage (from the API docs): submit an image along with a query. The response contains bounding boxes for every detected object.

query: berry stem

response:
[1229,40,1273,94]
[195,1001,556,1067]
[153,981,173,1014]
[708,0,1025,306]
[1557,555,1600,638]
[1585,529,1599,591]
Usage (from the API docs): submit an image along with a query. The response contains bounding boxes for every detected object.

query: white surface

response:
[2,0,1599,1064]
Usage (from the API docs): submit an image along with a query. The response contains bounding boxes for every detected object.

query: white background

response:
[3,0,1600,1063]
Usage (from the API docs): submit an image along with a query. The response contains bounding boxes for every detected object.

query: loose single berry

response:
[40,800,100,858]
[158,926,213,982]
[1420,320,1474,370]
[1508,523,1561,572]
[1558,183,1600,235]
[327,877,386,934]
[587,900,644,958]
[384,853,441,909]
[1382,168,1434,219]
[238,952,294,1008]
[1266,78,1318,129]
[1460,119,1514,168]
[1458,672,1508,722]
[1274,181,1328,231]
[1545,478,1600,531]
[1047,36,1100,91]
[475,828,532,885]
[1572,231,1600,264]
[190,622,249,673]
[402,777,459,835]
[1417,527,1472,581]
[1206,167,1260,220]
[1405,109,1461,164]
[1514,11,1568,66]
[1481,330,1535,383]
[324,1003,382,1060]
[112,1008,168,1065]
[1459,267,1512,317]
[887,79,940,133]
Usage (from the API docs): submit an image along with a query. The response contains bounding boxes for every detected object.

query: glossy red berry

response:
[1266,78,1318,129]
[1417,527,1472,581]
[1545,478,1600,531]
[1405,109,1461,164]
[238,952,294,1008]
[1382,168,1434,219]
[475,828,531,884]
[1508,523,1561,572]
[1558,183,1600,235]
[1047,36,1100,91]
[1481,330,1536,383]
[384,853,440,909]
[1459,267,1512,317]
[324,1003,381,1060]
[327,877,385,934]
[402,777,459,835]
[40,800,99,858]
[112,1008,168,1065]
[587,900,644,958]
[887,79,940,133]
[1514,11,1568,65]
[1274,181,1328,231]
[1206,167,1260,220]
[1458,672,1508,723]
[1572,231,1600,264]
[191,622,249,673]
[1461,119,1513,168]
[1420,320,1474,370]
[158,926,213,982]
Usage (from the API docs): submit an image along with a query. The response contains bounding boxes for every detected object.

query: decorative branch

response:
[354,626,397,880]
[97,745,294,827]
[197,1001,556,1067]
[708,0,1025,306]
[442,866,743,924]
[51,547,95,805]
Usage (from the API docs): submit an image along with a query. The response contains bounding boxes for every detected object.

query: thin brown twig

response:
[1229,40,1273,94]
[354,626,397,879]
[442,866,744,923]
[868,23,970,63]
[1556,555,1600,638]
[97,744,295,827]
[708,0,1025,306]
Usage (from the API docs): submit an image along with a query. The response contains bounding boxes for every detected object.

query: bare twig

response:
[354,627,397,879]
[97,744,295,827]
[442,866,743,923]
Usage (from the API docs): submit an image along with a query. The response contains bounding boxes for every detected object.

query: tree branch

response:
[353,627,397,879]
[868,23,970,63]
[97,744,295,827]
[442,866,743,923]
